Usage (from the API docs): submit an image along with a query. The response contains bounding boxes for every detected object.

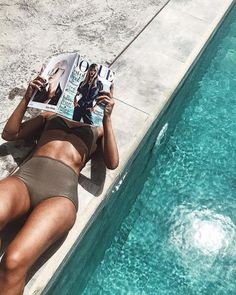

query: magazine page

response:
[28,52,78,112]
[57,56,115,126]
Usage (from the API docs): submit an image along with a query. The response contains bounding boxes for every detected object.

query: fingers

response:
[35,75,47,84]
[29,76,47,91]
[97,98,112,106]
[29,81,42,92]
[98,91,112,98]
[96,95,113,104]
[24,74,47,101]
[96,94,115,117]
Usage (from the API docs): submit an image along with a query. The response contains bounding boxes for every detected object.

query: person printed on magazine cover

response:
[72,63,103,124]
[32,60,68,105]
[0,71,119,294]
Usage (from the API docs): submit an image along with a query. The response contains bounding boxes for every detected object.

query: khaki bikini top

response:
[43,115,98,156]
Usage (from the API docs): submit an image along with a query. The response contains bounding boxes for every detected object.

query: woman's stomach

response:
[34,130,89,173]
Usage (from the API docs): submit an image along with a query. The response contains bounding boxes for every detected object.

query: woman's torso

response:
[33,115,102,174]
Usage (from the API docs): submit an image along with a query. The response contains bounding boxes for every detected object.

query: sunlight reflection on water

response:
[170,207,236,257]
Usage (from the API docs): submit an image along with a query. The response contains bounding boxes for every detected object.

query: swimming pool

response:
[45,4,236,295]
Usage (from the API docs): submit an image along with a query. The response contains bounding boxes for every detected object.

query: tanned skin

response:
[0,75,119,295]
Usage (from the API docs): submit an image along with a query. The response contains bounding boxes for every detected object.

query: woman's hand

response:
[96,91,115,118]
[24,76,47,102]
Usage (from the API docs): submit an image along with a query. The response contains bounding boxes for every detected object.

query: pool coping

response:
[25,0,235,294]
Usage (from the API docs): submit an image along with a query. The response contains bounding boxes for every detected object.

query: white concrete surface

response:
[0,0,235,294]
[0,0,169,176]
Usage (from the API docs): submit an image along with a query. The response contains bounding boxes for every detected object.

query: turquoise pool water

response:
[82,6,236,295]
[45,4,236,295]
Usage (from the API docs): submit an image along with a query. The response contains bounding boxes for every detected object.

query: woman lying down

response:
[0,75,119,295]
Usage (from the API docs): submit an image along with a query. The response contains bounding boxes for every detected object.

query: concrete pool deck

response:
[0,0,234,293]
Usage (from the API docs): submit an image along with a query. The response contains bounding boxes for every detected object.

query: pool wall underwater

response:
[43,2,236,295]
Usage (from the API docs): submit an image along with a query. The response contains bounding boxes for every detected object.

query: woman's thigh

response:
[0,176,31,228]
[4,196,76,269]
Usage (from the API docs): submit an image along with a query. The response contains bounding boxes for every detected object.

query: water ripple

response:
[170,206,236,257]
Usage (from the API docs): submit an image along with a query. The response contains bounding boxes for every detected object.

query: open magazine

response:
[28,52,115,126]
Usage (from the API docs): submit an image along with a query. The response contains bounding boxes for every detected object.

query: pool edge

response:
[26,1,236,294]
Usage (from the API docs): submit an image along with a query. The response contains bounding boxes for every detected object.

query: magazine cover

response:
[28,53,115,127]
[28,52,78,111]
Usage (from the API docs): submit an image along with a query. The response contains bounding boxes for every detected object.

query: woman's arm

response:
[98,93,119,170]
[2,76,51,141]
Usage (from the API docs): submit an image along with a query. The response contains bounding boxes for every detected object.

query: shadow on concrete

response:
[8,87,26,101]
[0,141,35,168]
[79,150,107,196]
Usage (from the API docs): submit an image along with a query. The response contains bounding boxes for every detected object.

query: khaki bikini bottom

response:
[13,156,78,211]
